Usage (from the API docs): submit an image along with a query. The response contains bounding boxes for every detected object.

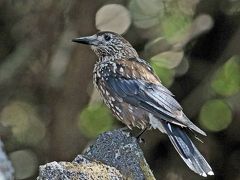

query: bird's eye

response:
[104,34,111,41]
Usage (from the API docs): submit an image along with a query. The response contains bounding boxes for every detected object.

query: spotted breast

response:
[93,58,152,129]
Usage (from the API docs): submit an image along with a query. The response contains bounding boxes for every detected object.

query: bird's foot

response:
[137,137,145,144]
[135,127,148,144]
[119,126,134,136]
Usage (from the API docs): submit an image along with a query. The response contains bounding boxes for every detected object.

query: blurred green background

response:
[0,0,240,179]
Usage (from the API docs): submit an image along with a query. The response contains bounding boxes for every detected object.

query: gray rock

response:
[38,129,155,180]
[82,129,155,180]
[0,139,14,180]
[37,157,123,180]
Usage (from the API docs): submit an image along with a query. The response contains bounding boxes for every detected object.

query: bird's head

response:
[72,31,138,60]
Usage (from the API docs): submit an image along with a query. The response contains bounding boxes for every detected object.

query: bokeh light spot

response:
[78,104,114,138]
[96,4,131,34]
[9,149,38,179]
[211,56,240,96]
[150,50,183,69]
[199,99,232,132]
[129,0,164,29]
[0,101,46,146]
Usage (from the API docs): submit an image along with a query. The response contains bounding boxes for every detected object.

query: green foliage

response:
[199,99,232,132]
[150,50,183,69]
[211,56,240,96]
[150,62,175,87]
[161,12,191,42]
[78,104,114,138]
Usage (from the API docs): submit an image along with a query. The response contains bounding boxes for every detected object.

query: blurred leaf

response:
[199,99,232,132]
[188,14,213,40]
[211,56,240,96]
[144,37,171,57]
[150,50,183,69]
[151,62,175,87]
[0,101,46,146]
[161,12,191,42]
[129,0,164,29]
[175,57,189,76]
[78,104,114,138]
[96,4,131,34]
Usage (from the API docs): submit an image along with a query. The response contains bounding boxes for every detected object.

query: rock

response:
[37,156,123,180]
[38,129,155,180]
[0,139,14,180]
[82,129,155,180]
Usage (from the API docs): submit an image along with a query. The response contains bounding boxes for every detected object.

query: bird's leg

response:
[136,128,147,139]
[136,127,148,144]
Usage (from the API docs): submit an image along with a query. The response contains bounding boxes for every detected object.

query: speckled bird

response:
[72,31,214,177]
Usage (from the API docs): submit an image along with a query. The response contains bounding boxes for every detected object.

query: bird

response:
[72,31,214,177]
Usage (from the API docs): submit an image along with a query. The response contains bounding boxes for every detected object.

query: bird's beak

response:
[72,35,99,46]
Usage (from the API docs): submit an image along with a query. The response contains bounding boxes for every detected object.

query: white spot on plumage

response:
[97,71,101,77]
[129,105,133,113]
[100,86,104,92]
[115,106,121,113]
[129,105,133,110]
[168,123,173,132]
[119,67,124,73]
[201,172,207,177]
[208,171,214,176]
[149,114,166,133]
[132,115,135,121]
[112,62,117,73]
[118,97,123,102]
[132,72,136,78]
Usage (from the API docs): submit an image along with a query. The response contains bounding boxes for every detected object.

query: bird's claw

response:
[137,137,145,144]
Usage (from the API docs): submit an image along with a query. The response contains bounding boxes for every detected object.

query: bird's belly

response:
[119,102,149,129]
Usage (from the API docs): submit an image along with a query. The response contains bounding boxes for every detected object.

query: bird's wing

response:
[106,76,184,125]
[101,58,206,135]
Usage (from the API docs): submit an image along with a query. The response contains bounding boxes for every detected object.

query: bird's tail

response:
[162,122,214,177]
